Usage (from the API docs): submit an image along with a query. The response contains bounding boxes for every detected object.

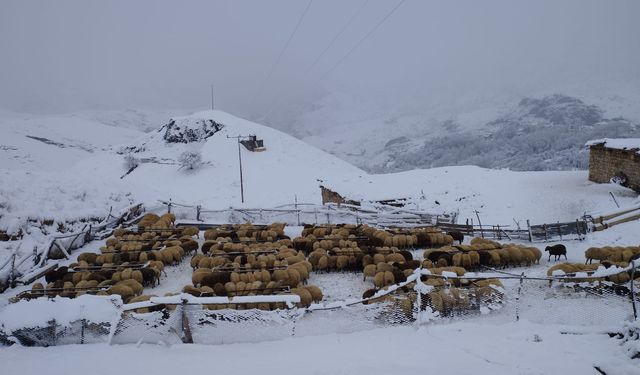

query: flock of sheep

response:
[547,245,640,285]
[16,216,640,321]
[20,213,198,302]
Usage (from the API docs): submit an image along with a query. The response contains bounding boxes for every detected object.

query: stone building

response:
[586,138,640,192]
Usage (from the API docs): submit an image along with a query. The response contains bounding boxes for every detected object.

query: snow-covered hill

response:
[282,92,640,173]
[0,110,366,232]
[76,110,367,210]
[0,113,143,171]
[1,109,638,235]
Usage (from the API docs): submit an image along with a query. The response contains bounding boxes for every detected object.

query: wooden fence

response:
[158,199,458,227]
[0,203,145,292]
[590,204,640,231]
[433,219,588,242]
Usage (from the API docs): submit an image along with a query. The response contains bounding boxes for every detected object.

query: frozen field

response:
[0,320,638,375]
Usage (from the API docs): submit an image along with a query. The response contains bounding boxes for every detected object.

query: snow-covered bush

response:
[178,151,203,170]
[618,319,640,359]
[123,154,139,170]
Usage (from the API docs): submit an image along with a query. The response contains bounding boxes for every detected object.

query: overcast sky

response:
[1,0,638,120]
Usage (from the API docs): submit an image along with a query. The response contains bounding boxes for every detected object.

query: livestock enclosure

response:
[1,213,639,359]
[158,199,592,243]
[2,268,638,347]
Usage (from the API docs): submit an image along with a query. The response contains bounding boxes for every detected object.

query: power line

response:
[259,0,370,121]
[249,0,314,107]
[304,0,370,74]
[318,0,406,80]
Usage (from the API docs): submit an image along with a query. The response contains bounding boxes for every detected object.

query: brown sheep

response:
[363,264,377,281]
[291,287,313,308]
[383,271,395,286]
[108,284,134,303]
[119,279,144,296]
[181,226,200,238]
[303,285,323,303]
[374,272,386,288]
[286,268,301,288]
[183,285,202,296]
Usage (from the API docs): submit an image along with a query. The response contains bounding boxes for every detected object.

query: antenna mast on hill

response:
[211,84,219,110]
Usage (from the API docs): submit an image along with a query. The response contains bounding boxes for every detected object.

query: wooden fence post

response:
[576,219,582,240]
[557,222,562,240]
[475,211,484,238]
[526,220,532,242]
[630,260,637,320]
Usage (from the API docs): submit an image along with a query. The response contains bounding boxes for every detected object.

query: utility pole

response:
[227,135,246,203]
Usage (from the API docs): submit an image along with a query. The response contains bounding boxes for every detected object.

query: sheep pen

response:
[5,219,639,348]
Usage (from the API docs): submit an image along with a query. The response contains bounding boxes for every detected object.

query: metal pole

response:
[515,272,524,321]
[211,84,219,110]
[238,139,244,203]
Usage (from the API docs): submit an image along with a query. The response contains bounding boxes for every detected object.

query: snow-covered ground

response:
[0,320,637,375]
[1,109,639,373]
[2,108,637,233]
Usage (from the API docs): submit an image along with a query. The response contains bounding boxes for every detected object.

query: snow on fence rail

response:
[158,199,591,243]
[2,267,638,347]
[0,203,145,293]
[589,204,640,232]
[157,199,457,226]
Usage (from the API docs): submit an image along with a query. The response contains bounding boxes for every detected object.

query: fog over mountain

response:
[1,0,639,170]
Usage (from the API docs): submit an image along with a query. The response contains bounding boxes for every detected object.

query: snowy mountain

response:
[380,95,640,172]
[282,92,640,173]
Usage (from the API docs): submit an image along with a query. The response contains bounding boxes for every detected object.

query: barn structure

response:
[586,138,640,192]
[319,185,409,207]
[240,135,266,152]
[320,185,361,206]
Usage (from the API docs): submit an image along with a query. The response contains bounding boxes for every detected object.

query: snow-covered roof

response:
[585,138,640,153]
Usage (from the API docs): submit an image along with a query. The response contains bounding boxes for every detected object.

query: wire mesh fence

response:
[1,271,638,347]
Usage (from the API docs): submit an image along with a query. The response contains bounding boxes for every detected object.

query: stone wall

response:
[588,145,640,192]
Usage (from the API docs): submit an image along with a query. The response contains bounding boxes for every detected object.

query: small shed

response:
[319,185,411,207]
[586,138,640,192]
[320,186,360,206]
[240,135,266,152]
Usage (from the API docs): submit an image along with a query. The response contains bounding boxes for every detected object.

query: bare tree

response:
[178,151,203,170]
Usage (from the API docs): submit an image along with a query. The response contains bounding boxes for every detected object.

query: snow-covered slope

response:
[0,114,144,231]
[1,109,638,234]
[282,91,640,173]
[0,109,367,231]
[0,113,143,171]
[76,110,367,210]
[323,166,638,224]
